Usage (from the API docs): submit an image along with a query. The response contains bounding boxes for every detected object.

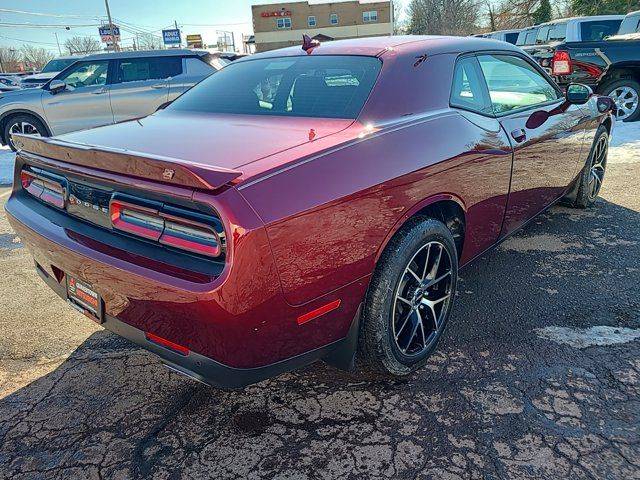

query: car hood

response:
[0,86,43,101]
[57,110,356,172]
[22,72,57,81]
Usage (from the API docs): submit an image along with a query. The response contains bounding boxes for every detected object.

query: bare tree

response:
[64,36,102,55]
[21,45,54,71]
[407,0,479,36]
[391,1,407,34]
[0,47,22,73]
[137,34,164,51]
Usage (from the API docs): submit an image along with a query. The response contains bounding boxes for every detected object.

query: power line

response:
[0,8,101,19]
[0,22,101,28]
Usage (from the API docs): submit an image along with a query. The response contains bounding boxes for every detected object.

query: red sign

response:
[261,10,291,17]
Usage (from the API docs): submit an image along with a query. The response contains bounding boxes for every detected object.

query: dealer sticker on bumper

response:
[66,274,103,323]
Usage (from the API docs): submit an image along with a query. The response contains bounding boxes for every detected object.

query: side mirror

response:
[566,83,592,105]
[48,80,66,94]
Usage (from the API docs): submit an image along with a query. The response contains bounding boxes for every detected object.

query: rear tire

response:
[359,216,458,376]
[598,79,640,122]
[567,125,609,209]
[3,114,48,152]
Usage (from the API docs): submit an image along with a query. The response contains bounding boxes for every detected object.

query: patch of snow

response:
[0,145,14,186]
[536,325,640,348]
[609,121,640,164]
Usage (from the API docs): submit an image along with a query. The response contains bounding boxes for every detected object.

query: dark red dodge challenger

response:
[7,36,614,388]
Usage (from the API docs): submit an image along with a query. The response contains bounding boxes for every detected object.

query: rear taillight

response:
[21,169,66,208]
[552,51,571,76]
[110,195,222,258]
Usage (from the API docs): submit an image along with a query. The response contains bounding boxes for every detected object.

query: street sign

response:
[99,25,120,43]
[186,34,203,48]
[162,29,181,46]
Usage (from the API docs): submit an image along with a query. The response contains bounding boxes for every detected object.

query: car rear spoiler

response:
[13,134,242,191]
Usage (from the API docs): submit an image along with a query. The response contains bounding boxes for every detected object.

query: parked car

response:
[0,76,22,92]
[6,36,614,389]
[0,49,228,150]
[20,56,82,89]
[477,29,521,44]
[532,15,624,47]
[540,35,640,121]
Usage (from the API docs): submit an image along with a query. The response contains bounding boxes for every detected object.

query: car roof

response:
[82,48,209,61]
[238,35,522,61]
[538,15,625,25]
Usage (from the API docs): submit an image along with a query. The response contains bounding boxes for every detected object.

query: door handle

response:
[151,83,167,89]
[92,88,107,94]
[511,128,527,143]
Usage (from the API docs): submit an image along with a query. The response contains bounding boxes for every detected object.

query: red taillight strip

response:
[110,200,164,241]
[297,299,341,325]
[21,170,65,208]
[145,332,190,356]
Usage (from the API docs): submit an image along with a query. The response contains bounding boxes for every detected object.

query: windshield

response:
[618,13,640,34]
[517,28,539,45]
[168,55,382,119]
[41,58,78,73]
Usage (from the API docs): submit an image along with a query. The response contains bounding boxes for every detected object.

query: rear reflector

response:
[297,299,341,325]
[552,51,571,76]
[145,332,190,356]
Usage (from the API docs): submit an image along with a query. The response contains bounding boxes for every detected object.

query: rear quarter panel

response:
[239,111,513,306]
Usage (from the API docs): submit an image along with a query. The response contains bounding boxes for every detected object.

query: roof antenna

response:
[302,34,320,54]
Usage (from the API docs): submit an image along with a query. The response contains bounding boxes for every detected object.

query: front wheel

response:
[3,114,47,152]
[598,79,640,122]
[359,217,458,376]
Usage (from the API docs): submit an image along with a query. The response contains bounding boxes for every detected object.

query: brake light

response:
[109,195,222,257]
[21,169,65,208]
[552,51,571,75]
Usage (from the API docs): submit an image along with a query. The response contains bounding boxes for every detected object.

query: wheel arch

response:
[374,194,467,264]
[0,109,51,145]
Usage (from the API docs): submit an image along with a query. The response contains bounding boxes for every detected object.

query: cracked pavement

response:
[0,140,639,479]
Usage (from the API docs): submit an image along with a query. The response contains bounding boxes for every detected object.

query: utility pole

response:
[175,20,180,47]
[54,32,62,56]
[104,0,119,51]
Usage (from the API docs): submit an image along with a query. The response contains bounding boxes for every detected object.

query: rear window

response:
[580,19,623,41]
[504,32,519,44]
[168,55,381,119]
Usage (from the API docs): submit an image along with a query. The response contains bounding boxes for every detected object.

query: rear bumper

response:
[31,254,360,388]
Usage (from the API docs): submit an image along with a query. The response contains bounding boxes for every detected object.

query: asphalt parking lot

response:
[0,125,639,479]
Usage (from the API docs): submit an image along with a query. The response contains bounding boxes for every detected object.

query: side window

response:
[580,20,622,41]
[477,54,559,114]
[59,61,108,89]
[450,57,492,115]
[115,57,182,83]
[185,57,216,76]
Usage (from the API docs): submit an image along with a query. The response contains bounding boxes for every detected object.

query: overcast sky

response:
[0,0,411,55]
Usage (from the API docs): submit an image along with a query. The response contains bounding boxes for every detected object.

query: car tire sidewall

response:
[3,114,47,152]
[360,217,459,376]
[574,125,609,209]
[599,79,640,122]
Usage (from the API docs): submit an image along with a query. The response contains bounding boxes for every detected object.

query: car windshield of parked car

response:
[617,14,640,34]
[478,54,559,114]
[516,28,539,45]
[41,58,77,73]
[536,23,567,43]
[581,20,623,40]
[168,55,382,119]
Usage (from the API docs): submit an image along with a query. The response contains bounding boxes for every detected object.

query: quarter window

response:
[477,54,559,114]
[277,17,292,29]
[450,57,492,115]
[580,20,622,41]
[308,15,316,27]
[330,14,338,25]
[363,11,378,22]
[58,61,108,88]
